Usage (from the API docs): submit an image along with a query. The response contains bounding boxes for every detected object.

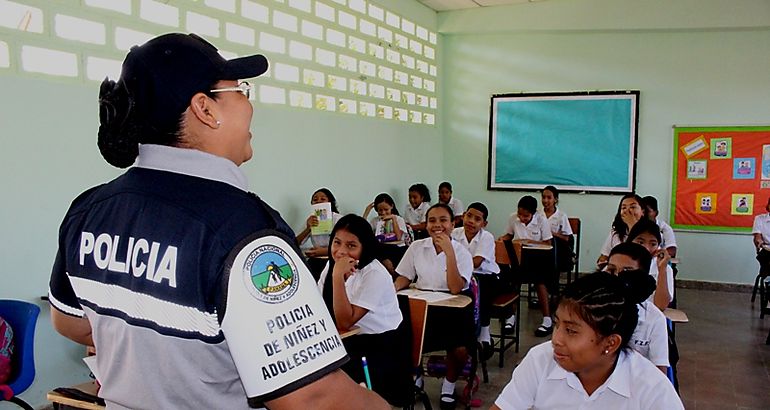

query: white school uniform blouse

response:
[541,209,573,236]
[369,214,410,244]
[505,212,553,242]
[396,238,473,291]
[599,229,623,257]
[656,218,677,251]
[317,260,402,335]
[494,342,683,410]
[404,202,430,225]
[451,227,500,276]
[752,213,770,244]
[446,197,464,217]
[648,260,675,304]
[630,301,669,367]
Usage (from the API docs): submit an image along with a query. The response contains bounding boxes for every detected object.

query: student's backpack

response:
[0,316,13,385]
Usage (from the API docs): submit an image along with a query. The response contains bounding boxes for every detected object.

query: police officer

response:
[49,33,387,409]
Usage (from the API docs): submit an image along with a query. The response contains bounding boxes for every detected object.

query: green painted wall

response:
[439,0,770,285]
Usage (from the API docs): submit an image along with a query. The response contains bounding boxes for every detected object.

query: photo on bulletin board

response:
[733,158,755,179]
[671,126,770,232]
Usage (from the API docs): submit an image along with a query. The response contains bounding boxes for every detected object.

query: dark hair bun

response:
[617,269,657,304]
[97,78,139,168]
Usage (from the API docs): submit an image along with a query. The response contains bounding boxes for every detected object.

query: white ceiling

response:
[417,0,543,12]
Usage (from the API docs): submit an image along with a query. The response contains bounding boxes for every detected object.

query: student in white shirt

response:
[541,185,575,273]
[642,196,677,258]
[295,188,342,279]
[751,196,770,276]
[500,196,555,337]
[395,204,474,409]
[492,272,683,410]
[363,193,411,277]
[438,181,464,227]
[603,242,670,373]
[597,193,648,268]
[405,183,431,239]
[626,219,674,311]
[317,214,410,406]
[451,202,500,358]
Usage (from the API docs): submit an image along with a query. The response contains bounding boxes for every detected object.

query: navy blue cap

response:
[120,33,268,131]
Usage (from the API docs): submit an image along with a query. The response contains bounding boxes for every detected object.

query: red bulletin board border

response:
[671,126,770,233]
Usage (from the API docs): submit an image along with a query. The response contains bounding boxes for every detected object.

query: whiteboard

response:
[488,91,640,193]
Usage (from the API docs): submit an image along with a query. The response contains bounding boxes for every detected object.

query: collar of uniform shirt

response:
[135,144,249,191]
[545,348,632,398]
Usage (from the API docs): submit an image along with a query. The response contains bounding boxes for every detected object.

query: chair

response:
[567,217,581,284]
[487,240,521,369]
[402,296,433,410]
[0,300,40,410]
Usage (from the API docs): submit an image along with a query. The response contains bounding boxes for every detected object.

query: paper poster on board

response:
[687,160,707,179]
[711,138,732,159]
[695,193,717,214]
[681,136,708,158]
[762,145,770,180]
[733,158,756,179]
[731,193,753,215]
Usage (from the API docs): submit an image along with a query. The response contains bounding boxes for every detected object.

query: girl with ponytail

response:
[604,242,670,373]
[492,271,683,409]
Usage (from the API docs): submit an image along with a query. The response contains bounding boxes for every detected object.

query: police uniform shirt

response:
[49,144,345,409]
[395,238,473,291]
[630,301,669,368]
[450,227,500,275]
[505,212,553,242]
[317,259,402,334]
[404,201,430,225]
[494,342,684,410]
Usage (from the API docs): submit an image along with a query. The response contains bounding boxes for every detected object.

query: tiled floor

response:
[416,288,770,409]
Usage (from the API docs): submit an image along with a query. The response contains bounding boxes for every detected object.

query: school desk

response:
[338,325,362,339]
[47,381,104,410]
[397,288,471,308]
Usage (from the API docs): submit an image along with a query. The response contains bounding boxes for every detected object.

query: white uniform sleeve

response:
[396,216,409,241]
[539,214,553,241]
[600,230,614,257]
[347,266,390,312]
[752,215,763,234]
[453,242,474,288]
[494,344,543,409]
[316,262,330,293]
[666,265,675,301]
[659,221,677,249]
[476,231,496,262]
[647,307,671,367]
[560,213,573,236]
[396,243,418,281]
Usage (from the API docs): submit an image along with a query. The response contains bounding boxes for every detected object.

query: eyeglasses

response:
[209,81,251,99]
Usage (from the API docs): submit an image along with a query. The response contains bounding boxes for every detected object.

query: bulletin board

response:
[671,126,770,232]
[488,91,639,193]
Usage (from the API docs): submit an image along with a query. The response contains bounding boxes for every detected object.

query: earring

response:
[604,349,609,355]
[215,120,221,128]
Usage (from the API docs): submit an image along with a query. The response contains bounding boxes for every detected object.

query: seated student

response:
[438,182,464,227]
[596,193,648,268]
[499,196,555,337]
[752,196,770,277]
[626,219,675,311]
[395,204,474,410]
[540,185,575,273]
[642,196,677,258]
[296,188,342,279]
[604,243,670,373]
[492,272,683,410]
[317,214,411,406]
[405,183,431,240]
[363,193,411,276]
[450,202,500,359]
